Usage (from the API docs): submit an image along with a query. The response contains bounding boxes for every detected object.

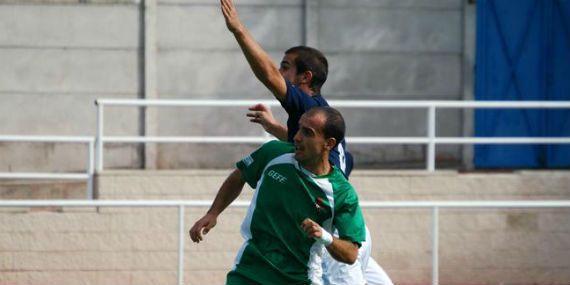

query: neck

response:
[299,84,316,96]
[301,155,331,176]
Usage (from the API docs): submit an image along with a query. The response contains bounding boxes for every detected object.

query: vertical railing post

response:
[96,102,104,172]
[87,140,95,199]
[431,207,439,285]
[427,106,436,171]
[143,0,159,169]
[178,205,185,285]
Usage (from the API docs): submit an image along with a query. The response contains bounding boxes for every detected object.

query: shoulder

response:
[329,170,358,203]
[257,140,295,157]
[313,95,329,107]
[236,140,295,187]
[283,80,305,100]
[329,169,355,194]
[261,140,294,151]
[282,80,328,111]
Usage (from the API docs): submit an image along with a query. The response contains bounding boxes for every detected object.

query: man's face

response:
[293,113,329,164]
[279,53,303,85]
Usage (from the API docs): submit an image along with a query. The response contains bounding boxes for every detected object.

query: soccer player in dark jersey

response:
[220,0,353,177]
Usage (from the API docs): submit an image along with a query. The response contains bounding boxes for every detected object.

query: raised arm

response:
[221,0,287,101]
[301,218,359,264]
[189,169,246,243]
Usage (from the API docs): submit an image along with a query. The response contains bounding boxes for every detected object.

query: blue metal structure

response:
[475,0,570,168]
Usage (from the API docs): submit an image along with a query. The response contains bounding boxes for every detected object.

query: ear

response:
[324,137,336,151]
[300,70,313,85]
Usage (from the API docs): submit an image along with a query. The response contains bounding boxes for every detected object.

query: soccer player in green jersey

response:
[189,107,366,285]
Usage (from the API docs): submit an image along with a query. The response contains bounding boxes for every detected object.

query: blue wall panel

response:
[475,0,570,168]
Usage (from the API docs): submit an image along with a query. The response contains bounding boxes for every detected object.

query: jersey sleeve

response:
[280,80,311,114]
[236,140,292,188]
[333,186,366,246]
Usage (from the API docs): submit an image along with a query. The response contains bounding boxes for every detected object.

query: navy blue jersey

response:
[280,80,354,177]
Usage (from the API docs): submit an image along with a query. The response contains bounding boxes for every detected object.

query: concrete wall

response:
[1,170,569,284]
[154,0,469,169]
[0,0,143,172]
[0,0,472,172]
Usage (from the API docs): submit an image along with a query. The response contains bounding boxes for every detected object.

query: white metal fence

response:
[96,99,570,172]
[1,199,569,285]
[0,135,95,199]
[2,100,570,199]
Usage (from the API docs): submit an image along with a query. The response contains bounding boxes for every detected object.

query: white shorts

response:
[364,257,394,285]
[321,226,393,285]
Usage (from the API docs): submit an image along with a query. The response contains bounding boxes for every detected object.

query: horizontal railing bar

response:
[330,101,570,108]
[0,135,94,143]
[0,200,245,207]
[3,136,568,145]
[435,137,570,144]
[348,137,430,144]
[96,99,570,109]
[0,173,90,180]
[0,200,569,208]
[103,136,430,144]
[103,136,270,143]
[359,201,570,208]
[101,136,570,144]
[97,99,278,107]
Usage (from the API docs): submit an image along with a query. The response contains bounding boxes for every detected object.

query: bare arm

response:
[221,0,287,101]
[301,218,359,264]
[247,104,288,141]
[323,238,359,264]
[189,169,246,243]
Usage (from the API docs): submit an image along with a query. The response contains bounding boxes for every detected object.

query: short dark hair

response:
[306,106,345,147]
[285,46,328,93]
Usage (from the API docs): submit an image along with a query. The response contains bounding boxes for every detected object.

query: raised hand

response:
[247,104,279,132]
[221,0,244,33]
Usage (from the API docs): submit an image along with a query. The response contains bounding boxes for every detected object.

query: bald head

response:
[304,106,346,147]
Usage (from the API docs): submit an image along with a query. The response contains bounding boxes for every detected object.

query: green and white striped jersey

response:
[232,140,366,285]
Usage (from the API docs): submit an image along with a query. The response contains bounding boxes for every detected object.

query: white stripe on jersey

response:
[338,143,347,173]
[306,176,336,284]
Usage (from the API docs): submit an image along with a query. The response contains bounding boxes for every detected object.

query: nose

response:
[293,130,301,143]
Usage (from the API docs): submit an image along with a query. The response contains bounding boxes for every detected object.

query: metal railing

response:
[1,199,569,285]
[0,136,95,199]
[2,100,570,200]
[95,99,570,172]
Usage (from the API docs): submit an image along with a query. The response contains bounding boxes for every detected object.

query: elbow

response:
[345,251,358,265]
[338,248,358,265]
[327,239,360,265]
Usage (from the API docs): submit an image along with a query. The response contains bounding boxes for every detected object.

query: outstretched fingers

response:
[248,103,268,112]
[220,0,229,18]
[220,0,243,33]
[221,0,236,19]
